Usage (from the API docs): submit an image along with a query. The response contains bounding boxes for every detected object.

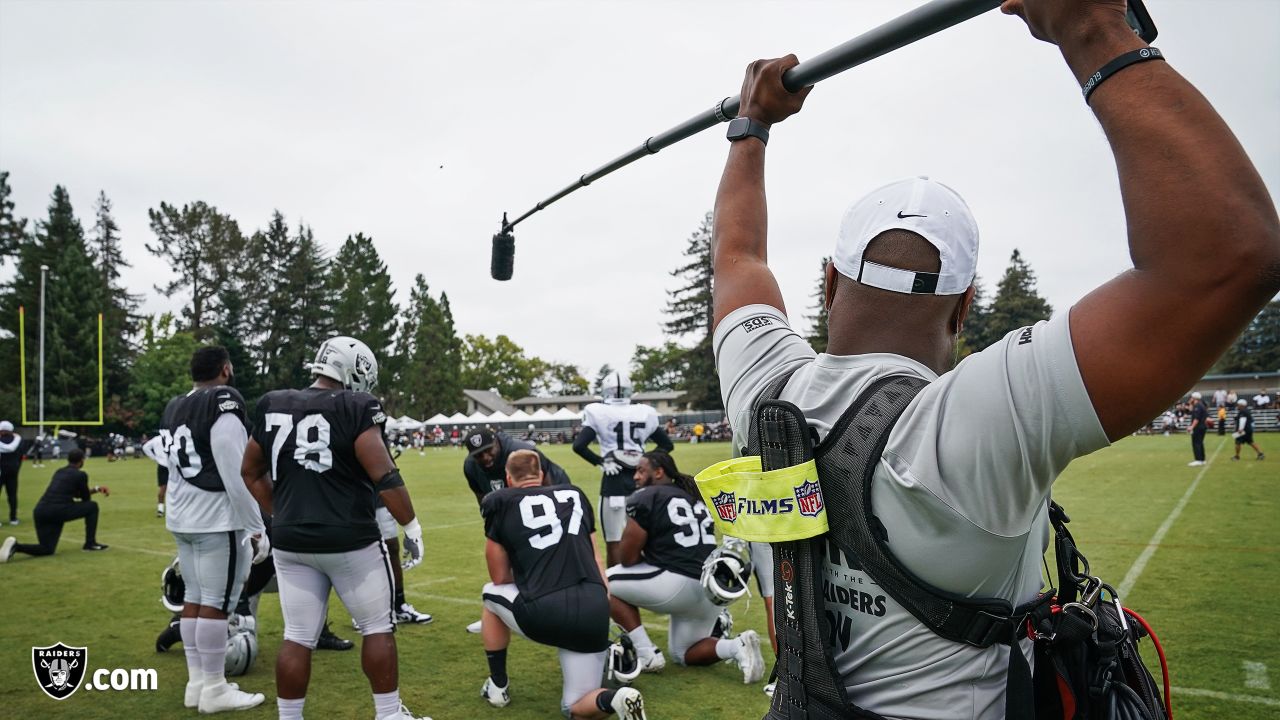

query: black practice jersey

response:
[464,432,570,503]
[251,387,387,553]
[482,484,601,600]
[627,484,718,579]
[160,386,249,492]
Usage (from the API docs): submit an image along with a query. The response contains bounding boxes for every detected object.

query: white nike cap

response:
[833,176,979,296]
[0,421,12,432]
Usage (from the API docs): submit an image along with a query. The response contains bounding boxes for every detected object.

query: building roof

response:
[513,394,597,406]
[462,389,516,415]
[512,390,685,406]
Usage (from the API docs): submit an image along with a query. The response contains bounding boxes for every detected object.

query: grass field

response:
[0,435,1275,719]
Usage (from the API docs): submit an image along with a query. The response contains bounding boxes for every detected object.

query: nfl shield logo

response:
[32,642,88,700]
[793,480,825,518]
[711,491,738,523]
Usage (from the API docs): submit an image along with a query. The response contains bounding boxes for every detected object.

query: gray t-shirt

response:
[715,304,1108,720]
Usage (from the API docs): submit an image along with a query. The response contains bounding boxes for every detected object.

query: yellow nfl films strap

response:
[694,456,828,542]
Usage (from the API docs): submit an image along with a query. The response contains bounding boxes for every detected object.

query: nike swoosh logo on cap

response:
[897,211,927,219]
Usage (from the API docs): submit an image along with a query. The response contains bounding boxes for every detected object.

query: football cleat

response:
[639,649,666,674]
[480,677,510,708]
[155,617,182,652]
[376,702,433,720]
[764,681,777,698]
[610,687,647,720]
[466,619,483,634]
[394,603,433,625]
[734,630,765,684]
[317,622,354,651]
[196,681,261,713]
[1,536,15,563]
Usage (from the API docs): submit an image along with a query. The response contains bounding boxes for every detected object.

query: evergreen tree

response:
[253,216,333,390]
[806,256,832,353]
[0,187,101,423]
[984,250,1053,344]
[392,275,463,417]
[0,171,26,262]
[0,172,31,415]
[957,273,990,357]
[45,237,107,422]
[1219,300,1280,373]
[146,201,245,336]
[328,233,398,357]
[211,284,262,401]
[91,191,141,402]
[663,213,720,410]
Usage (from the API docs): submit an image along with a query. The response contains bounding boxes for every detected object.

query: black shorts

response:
[486,583,609,654]
[157,465,168,486]
[1236,432,1254,445]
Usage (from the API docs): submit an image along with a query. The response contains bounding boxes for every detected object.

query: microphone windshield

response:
[491,232,515,281]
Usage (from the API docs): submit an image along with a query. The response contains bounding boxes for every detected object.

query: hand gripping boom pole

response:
[490,0,1002,280]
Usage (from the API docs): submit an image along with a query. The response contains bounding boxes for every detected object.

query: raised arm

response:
[1004,0,1280,440]
[711,56,812,330]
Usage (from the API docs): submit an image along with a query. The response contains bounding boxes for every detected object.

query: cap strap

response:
[857,260,940,294]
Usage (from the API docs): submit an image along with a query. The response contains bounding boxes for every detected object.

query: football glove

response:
[601,457,622,476]
[250,532,271,565]
[402,518,424,570]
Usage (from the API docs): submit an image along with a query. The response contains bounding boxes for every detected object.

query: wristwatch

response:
[726,117,769,146]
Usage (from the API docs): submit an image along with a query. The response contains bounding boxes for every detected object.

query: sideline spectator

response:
[0,420,23,525]
[1232,399,1266,461]
[1188,392,1208,467]
[1212,388,1227,407]
[0,449,109,560]
[1254,390,1272,409]
[1217,405,1227,436]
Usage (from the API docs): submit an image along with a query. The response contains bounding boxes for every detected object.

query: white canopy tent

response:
[387,415,424,432]
[446,412,469,424]
[551,407,581,420]
[424,413,450,425]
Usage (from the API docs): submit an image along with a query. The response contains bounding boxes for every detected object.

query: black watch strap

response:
[726,117,769,146]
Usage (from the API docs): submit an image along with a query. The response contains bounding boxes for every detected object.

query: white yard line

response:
[425,519,481,530]
[111,543,175,558]
[1173,686,1280,708]
[1117,438,1225,599]
[405,576,458,590]
[1244,661,1271,691]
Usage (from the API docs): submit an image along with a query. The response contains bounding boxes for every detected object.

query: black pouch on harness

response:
[1030,502,1171,720]
[749,370,1172,720]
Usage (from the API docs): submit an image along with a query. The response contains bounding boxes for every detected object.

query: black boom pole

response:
[492,0,1004,281]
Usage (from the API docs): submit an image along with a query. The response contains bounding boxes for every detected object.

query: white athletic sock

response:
[157,503,165,514]
[627,626,657,656]
[180,618,202,684]
[195,617,230,684]
[277,696,305,720]
[715,638,741,661]
[372,690,401,719]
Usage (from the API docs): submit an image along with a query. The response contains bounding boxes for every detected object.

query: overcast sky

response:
[2,0,1277,386]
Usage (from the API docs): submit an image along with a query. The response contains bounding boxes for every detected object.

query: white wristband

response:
[402,518,421,534]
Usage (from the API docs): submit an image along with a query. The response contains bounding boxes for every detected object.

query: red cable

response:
[1124,607,1172,719]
